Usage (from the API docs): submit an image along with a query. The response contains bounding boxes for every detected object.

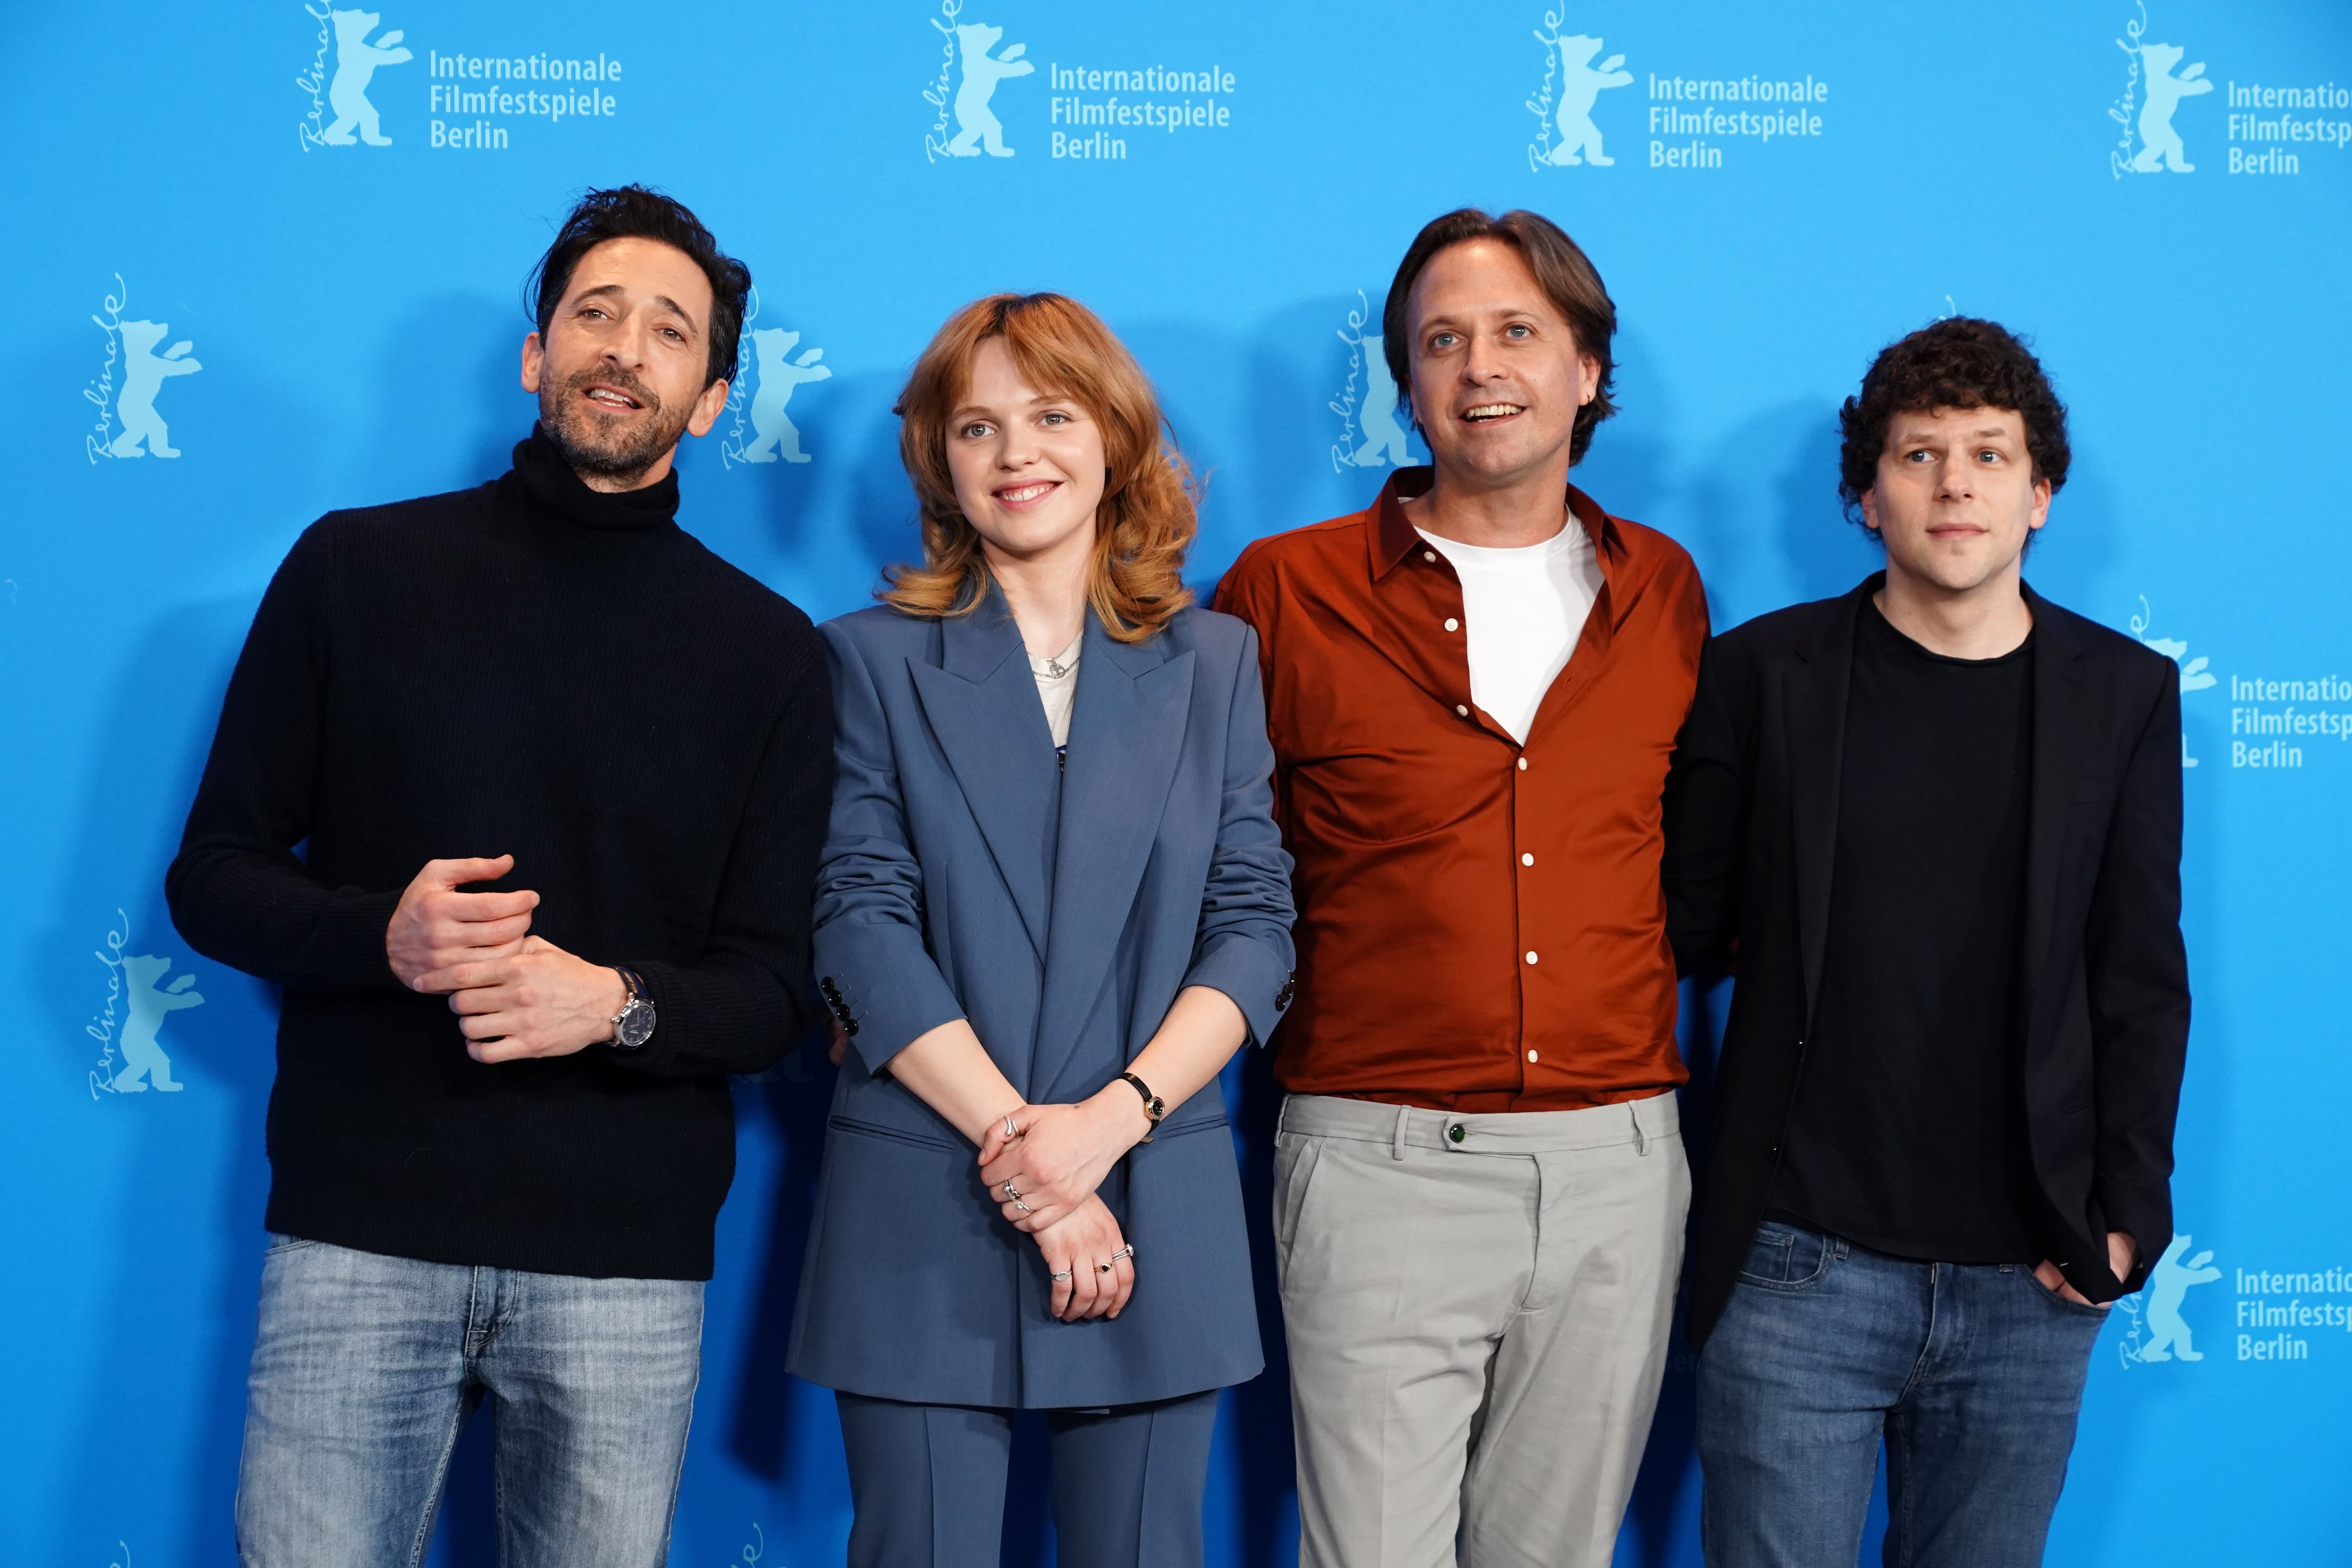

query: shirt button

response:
[1456,704,1470,717]
[1422,550,1438,564]
[1521,852,1534,866]
[1447,1122,1466,1143]
[1527,1050,1539,1063]
[1516,757,1528,771]
[1444,618,1460,632]
[1525,951,1539,965]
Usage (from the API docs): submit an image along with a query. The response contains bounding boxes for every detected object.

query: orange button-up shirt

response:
[1215,469,1707,1111]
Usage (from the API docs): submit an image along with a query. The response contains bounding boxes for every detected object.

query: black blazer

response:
[1666,574,2189,1351]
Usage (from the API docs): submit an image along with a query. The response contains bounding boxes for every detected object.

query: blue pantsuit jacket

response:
[787,591,1296,1409]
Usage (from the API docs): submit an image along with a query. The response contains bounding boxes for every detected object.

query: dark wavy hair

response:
[527,185,752,390]
[1382,207,1619,464]
[1837,317,2070,522]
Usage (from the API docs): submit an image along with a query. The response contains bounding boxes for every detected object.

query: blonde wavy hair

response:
[882,293,1197,643]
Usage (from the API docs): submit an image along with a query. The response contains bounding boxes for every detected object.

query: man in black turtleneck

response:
[166,187,832,1568]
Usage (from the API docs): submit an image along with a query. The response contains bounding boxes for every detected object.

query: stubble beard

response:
[539,365,696,487]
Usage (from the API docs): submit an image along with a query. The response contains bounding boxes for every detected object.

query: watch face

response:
[615,1000,656,1049]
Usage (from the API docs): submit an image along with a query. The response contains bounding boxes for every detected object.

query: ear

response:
[2026,474,2052,532]
[1858,487,1882,533]
[684,376,731,438]
[520,332,545,395]
[1578,351,1601,408]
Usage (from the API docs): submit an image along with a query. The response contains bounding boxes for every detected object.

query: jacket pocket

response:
[827,1114,962,1154]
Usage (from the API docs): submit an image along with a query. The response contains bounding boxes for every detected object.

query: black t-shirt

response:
[1767,598,2043,1263]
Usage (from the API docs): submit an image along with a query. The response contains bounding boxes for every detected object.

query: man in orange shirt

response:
[1217,209,1707,1568]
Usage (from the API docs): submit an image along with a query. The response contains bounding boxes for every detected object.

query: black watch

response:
[607,966,656,1051]
[1118,1071,1165,1143]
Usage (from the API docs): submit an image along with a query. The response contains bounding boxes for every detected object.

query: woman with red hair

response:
[788,293,1295,1568]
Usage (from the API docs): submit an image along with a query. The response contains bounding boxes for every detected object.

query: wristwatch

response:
[607,966,656,1051]
[1119,1071,1165,1143]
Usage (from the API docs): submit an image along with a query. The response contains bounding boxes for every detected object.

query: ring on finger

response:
[1109,1244,1136,1264]
[1013,1199,1032,1214]
[1002,1180,1022,1202]
[1049,1268,1072,1281]
[1003,1114,1021,1141]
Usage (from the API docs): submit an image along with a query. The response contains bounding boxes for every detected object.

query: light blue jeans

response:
[1696,1223,2109,1568]
[235,1234,704,1568]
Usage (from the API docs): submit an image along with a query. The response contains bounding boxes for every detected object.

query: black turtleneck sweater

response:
[167,429,834,1280]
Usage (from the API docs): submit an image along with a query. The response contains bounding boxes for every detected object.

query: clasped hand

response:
[977,1094,1151,1322]
[386,854,626,1063]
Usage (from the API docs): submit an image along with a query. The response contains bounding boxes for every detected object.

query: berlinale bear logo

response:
[87,912,207,1099]
[1528,15,1632,171]
[106,320,202,460]
[2115,1234,2221,1368]
[1328,293,1416,473]
[724,327,833,468]
[299,5,413,150]
[923,4,1033,162]
[84,278,202,465]
[2108,6,2211,176]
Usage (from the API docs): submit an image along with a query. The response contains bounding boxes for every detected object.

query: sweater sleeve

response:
[165,521,407,991]
[613,632,836,1079]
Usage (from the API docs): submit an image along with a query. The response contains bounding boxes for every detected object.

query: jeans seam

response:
[405,1382,473,1568]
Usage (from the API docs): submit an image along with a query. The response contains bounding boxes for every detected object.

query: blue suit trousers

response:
[836,1389,1221,1568]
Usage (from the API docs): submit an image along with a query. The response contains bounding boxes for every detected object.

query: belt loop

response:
[1391,1103,1410,1162]
[1629,1102,1647,1157]
[1277,1097,1290,1138]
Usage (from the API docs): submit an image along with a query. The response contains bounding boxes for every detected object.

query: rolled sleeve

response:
[1182,622,1297,1047]
[810,622,970,1077]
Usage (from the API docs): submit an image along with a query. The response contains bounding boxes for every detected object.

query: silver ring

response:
[1013,1199,1032,1214]
[1109,1244,1135,1264]
[1049,1269,1073,1282]
[1003,1114,1021,1140]
[1002,1180,1022,1202]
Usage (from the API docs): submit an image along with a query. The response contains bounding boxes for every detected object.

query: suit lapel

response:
[906,593,1057,958]
[2018,583,2089,1057]
[1783,578,1870,1032]
[1030,617,1195,1100]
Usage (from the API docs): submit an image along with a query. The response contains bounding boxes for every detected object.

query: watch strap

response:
[1118,1071,1165,1143]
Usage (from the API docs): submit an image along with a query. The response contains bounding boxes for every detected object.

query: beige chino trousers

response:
[1274,1092,1687,1568]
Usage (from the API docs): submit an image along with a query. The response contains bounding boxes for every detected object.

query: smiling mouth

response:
[994,480,1060,507]
[1460,402,1525,423]
[582,384,644,412]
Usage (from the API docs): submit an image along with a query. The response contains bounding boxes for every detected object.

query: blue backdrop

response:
[8,1,2349,1564]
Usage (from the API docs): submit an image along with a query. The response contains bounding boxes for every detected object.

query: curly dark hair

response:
[1837,317,2070,519]
[527,185,752,390]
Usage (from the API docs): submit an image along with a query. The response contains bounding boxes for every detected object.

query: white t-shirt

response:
[1416,520,1603,743]
[1029,632,1083,749]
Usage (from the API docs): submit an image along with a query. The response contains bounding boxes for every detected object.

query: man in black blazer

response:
[1665,318,2189,1567]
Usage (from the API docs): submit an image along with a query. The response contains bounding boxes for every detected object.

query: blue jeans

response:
[1696,1224,2108,1568]
[236,1234,704,1568]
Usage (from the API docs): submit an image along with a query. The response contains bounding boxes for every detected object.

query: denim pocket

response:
[2022,1265,2114,1321]
[1736,1222,1831,1290]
